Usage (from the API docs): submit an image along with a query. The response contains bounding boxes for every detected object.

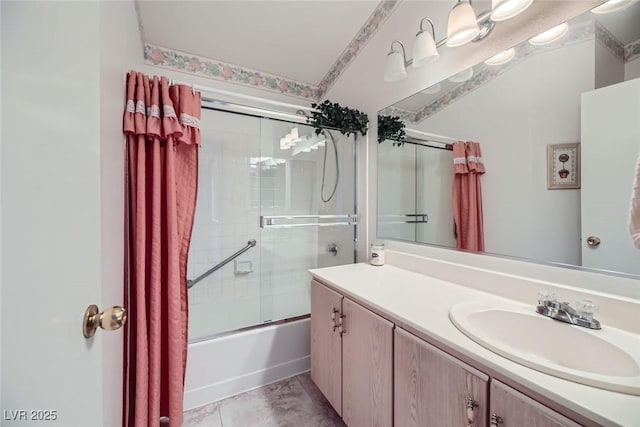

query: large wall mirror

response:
[377,4,640,278]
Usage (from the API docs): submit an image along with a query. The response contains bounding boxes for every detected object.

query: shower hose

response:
[321,130,339,203]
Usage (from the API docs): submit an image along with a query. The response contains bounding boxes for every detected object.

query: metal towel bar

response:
[379,214,429,224]
[187,239,257,289]
[260,214,358,228]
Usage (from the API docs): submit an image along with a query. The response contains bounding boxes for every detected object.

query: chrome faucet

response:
[536,292,601,330]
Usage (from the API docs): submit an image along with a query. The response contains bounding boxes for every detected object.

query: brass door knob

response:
[83,305,127,338]
[586,236,601,247]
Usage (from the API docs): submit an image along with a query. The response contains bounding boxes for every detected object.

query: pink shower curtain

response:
[123,71,201,427]
[452,141,485,251]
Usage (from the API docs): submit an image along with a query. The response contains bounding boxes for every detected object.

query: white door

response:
[581,78,640,275]
[1,2,123,426]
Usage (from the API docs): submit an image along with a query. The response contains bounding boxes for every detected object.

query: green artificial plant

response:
[307,100,369,137]
[377,114,406,146]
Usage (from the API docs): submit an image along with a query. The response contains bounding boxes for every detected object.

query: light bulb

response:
[384,49,407,82]
[484,48,516,65]
[447,2,481,47]
[448,67,474,83]
[491,0,533,21]
[591,0,634,14]
[529,23,569,45]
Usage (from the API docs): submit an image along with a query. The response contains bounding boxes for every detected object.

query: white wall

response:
[415,41,594,266]
[625,59,640,81]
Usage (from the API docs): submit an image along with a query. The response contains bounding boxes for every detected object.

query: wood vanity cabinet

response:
[311,278,587,427]
[489,380,581,427]
[310,279,343,415]
[310,280,393,427]
[394,327,489,427]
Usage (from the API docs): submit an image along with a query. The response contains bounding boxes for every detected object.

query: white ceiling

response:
[137,0,381,84]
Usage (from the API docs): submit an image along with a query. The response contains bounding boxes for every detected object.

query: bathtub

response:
[183,317,311,410]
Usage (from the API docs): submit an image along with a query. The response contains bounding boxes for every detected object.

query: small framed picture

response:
[547,143,580,190]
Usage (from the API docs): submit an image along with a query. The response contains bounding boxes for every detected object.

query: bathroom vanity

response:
[309,259,640,427]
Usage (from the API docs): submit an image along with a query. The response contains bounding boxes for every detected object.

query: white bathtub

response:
[183,318,311,410]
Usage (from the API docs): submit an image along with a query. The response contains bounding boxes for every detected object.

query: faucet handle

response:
[576,300,598,320]
[537,291,556,305]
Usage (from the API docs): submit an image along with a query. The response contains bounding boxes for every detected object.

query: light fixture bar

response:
[384,9,493,82]
[417,10,493,51]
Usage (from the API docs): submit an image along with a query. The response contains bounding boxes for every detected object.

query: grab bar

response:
[187,239,257,289]
[260,214,358,228]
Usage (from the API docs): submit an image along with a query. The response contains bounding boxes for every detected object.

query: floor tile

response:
[296,373,345,427]
[193,373,345,427]
[183,402,223,427]
[218,385,278,427]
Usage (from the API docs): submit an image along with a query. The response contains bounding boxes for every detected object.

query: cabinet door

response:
[395,328,489,427]
[490,380,581,427]
[342,297,394,427]
[310,280,343,415]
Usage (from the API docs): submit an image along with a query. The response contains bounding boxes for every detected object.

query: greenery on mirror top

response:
[377,114,406,145]
[308,100,369,138]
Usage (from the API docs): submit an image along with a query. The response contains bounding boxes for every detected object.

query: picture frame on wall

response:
[547,143,581,190]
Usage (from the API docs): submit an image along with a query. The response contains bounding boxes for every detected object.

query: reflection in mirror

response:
[378,3,640,277]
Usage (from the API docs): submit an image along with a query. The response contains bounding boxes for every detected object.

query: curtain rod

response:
[202,97,310,123]
[170,79,316,112]
[404,138,453,151]
[405,128,463,143]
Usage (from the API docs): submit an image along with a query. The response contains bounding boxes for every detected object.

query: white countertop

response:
[309,263,640,427]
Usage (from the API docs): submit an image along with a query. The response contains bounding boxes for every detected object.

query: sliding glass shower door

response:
[258,119,356,324]
[187,109,356,340]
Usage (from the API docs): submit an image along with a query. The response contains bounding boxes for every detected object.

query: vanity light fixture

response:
[447,0,481,47]
[484,48,516,65]
[412,18,440,67]
[529,22,569,45]
[591,0,635,14]
[384,17,441,82]
[279,127,299,150]
[384,40,408,82]
[490,0,533,21]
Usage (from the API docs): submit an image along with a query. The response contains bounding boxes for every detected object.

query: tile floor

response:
[183,372,346,427]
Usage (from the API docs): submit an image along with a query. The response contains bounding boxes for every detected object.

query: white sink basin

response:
[449,301,640,395]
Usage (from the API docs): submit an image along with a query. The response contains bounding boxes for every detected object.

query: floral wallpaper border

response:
[383,19,619,124]
[317,0,402,98]
[625,38,640,62]
[595,21,625,62]
[144,44,320,100]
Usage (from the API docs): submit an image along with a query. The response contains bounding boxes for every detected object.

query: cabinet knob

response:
[586,236,601,247]
[490,413,504,426]
[332,308,340,331]
[338,314,346,336]
[466,397,479,424]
